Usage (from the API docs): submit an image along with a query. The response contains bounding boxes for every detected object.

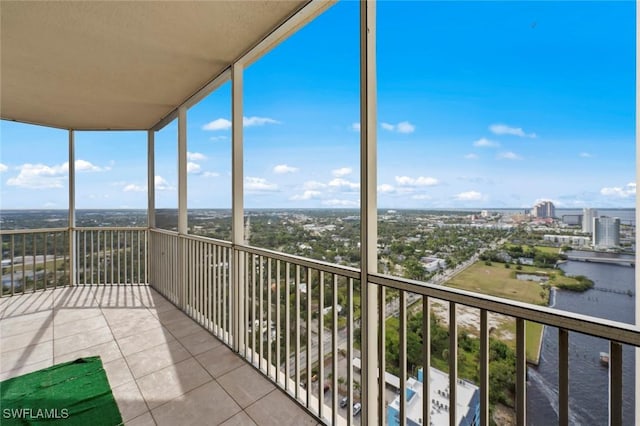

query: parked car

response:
[353,402,362,416]
[339,397,348,408]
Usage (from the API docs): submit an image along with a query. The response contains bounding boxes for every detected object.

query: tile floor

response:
[0,286,320,426]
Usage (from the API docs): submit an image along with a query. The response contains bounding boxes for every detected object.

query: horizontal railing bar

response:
[149,228,178,236]
[180,233,233,248]
[0,227,69,235]
[76,226,148,232]
[369,272,640,346]
[237,244,360,279]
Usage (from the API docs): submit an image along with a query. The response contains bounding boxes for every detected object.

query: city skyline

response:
[0,1,635,210]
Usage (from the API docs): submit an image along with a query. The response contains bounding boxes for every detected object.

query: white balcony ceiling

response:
[0,0,307,130]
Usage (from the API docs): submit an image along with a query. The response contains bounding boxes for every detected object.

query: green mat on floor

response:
[0,356,122,426]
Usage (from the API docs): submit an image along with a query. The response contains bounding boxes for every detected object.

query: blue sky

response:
[0,1,635,210]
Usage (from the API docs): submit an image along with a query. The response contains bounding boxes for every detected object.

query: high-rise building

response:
[593,216,620,249]
[582,208,598,233]
[386,367,479,426]
[533,201,555,218]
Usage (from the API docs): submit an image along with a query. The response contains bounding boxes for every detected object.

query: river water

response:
[527,260,635,425]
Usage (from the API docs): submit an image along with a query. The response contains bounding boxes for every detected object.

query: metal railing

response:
[1,228,70,296]
[146,230,640,426]
[75,227,148,285]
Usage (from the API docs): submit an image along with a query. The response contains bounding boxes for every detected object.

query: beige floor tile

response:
[195,345,245,379]
[109,313,163,341]
[155,308,190,325]
[112,380,149,422]
[0,291,52,319]
[246,390,317,426]
[117,326,175,357]
[53,307,103,326]
[103,356,135,388]
[136,357,212,409]
[53,325,113,356]
[1,326,54,353]
[1,341,52,373]
[52,286,98,309]
[162,315,206,339]
[0,358,53,381]
[1,311,53,337]
[125,339,192,379]
[151,381,241,426]
[53,313,109,339]
[54,340,123,364]
[127,411,157,426]
[178,328,222,356]
[220,411,258,426]
[217,365,275,409]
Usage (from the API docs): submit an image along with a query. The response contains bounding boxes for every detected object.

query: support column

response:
[178,107,187,309]
[178,107,188,235]
[232,62,245,352]
[147,130,156,228]
[68,130,76,286]
[360,1,378,424]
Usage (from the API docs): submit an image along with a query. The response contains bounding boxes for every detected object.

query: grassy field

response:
[534,245,560,254]
[445,262,549,305]
[444,262,550,363]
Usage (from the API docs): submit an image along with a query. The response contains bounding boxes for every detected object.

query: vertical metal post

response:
[68,129,76,286]
[480,310,489,426]
[559,328,569,426]
[516,318,527,425]
[178,106,187,308]
[360,0,378,424]
[609,341,623,426]
[232,62,245,352]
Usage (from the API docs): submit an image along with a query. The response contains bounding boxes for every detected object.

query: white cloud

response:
[202,116,280,131]
[5,159,107,189]
[328,178,359,191]
[396,121,416,134]
[210,136,228,141]
[332,167,353,177]
[7,163,66,189]
[395,176,439,187]
[464,153,478,160]
[0,163,7,173]
[322,199,358,207]
[351,123,360,132]
[378,184,395,193]
[245,176,278,192]
[579,152,593,158]
[243,116,280,127]
[203,118,232,131]
[496,151,522,160]
[187,152,207,161]
[273,164,299,174]
[412,194,432,200]
[202,171,220,178]
[290,190,322,201]
[155,175,174,191]
[381,121,416,134]
[123,183,146,192]
[75,159,110,172]
[600,183,636,198]
[455,191,483,201]
[473,138,500,148]
[489,123,536,138]
[303,181,327,190]
[187,162,201,174]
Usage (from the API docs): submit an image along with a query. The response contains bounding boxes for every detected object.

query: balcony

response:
[1,1,637,425]
[0,284,319,425]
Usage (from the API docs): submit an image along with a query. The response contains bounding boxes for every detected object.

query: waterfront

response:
[527,260,635,425]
